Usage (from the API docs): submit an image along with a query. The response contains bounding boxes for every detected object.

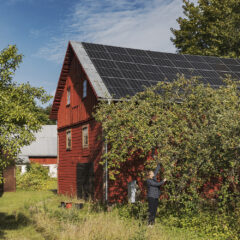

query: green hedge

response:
[16,163,57,191]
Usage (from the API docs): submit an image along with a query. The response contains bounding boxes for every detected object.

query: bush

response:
[117,201,148,221]
[16,163,57,191]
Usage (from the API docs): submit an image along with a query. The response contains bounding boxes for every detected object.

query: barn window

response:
[83,80,87,98]
[67,87,71,106]
[82,125,89,148]
[66,129,72,150]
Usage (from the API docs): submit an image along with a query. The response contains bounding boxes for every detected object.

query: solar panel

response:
[146,51,169,59]
[87,50,111,60]
[226,65,240,72]
[234,72,240,78]
[190,62,213,70]
[164,74,178,82]
[126,48,148,57]
[126,80,148,91]
[165,53,187,61]
[131,56,154,64]
[104,45,128,55]
[137,64,160,73]
[82,42,106,51]
[198,78,212,85]
[172,61,193,69]
[217,71,238,79]
[184,54,205,63]
[121,70,146,80]
[144,72,165,81]
[159,66,181,75]
[110,87,136,98]
[101,77,126,88]
[209,63,230,72]
[189,69,201,77]
[197,70,220,79]
[179,68,192,76]
[97,68,123,78]
[81,42,240,99]
[220,58,239,65]
[91,59,117,69]
[115,62,140,71]
[152,58,174,67]
[109,53,133,63]
[201,56,223,64]
[210,78,224,85]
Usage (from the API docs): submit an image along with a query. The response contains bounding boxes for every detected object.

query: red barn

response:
[50,41,240,203]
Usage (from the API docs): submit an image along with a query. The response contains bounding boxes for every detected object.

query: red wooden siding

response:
[58,120,103,199]
[57,56,97,129]
[57,53,103,200]
[29,157,57,165]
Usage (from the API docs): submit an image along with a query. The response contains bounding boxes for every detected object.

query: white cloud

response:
[37,0,184,63]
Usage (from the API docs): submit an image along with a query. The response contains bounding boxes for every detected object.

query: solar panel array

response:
[82,42,240,99]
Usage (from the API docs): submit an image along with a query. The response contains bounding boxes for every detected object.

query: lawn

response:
[0,191,54,240]
[0,191,206,240]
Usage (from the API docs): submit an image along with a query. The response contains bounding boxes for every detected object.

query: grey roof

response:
[71,41,240,99]
[71,41,111,99]
[17,125,57,164]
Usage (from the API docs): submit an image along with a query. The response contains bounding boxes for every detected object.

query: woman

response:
[146,163,166,225]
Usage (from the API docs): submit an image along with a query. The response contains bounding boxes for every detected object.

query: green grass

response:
[0,191,54,240]
[0,191,208,240]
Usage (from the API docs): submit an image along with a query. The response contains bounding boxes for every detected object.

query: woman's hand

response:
[163,178,167,182]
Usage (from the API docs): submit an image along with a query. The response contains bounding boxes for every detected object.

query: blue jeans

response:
[148,197,159,225]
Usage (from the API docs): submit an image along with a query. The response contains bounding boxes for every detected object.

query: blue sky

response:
[0,0,185,100]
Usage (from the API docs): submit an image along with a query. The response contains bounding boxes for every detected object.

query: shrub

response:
[16,163,57,191]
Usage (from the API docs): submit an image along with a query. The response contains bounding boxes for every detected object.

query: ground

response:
[0,191,206,240]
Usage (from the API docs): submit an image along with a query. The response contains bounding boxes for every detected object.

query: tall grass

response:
[24,195,204,240]
[1,191,206,240]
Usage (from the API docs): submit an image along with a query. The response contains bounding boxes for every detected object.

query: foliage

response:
[171,0,240,57]
[16,163,56,191]
[158,200,240,240]
[117,201,148,221]
[0,45,51,181]
[95,76,240,209]
[36,104,56,125]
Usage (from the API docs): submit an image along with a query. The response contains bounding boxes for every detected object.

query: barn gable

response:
[51,41,240,119]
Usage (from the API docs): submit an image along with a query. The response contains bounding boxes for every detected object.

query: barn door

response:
[76,162,94,200]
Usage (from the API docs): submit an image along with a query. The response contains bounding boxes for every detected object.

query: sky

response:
[0,0,186,100]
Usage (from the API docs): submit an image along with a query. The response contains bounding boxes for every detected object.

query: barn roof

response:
[50,41,240,119]
[17,125,57,164]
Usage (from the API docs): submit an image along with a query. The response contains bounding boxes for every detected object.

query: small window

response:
[82,125,89,148]
[83,80,87,98]
[67,87,71,105]
[66,129,72,150]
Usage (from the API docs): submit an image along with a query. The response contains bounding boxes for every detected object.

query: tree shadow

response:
[49,189,57,195]
[0,212,30,239]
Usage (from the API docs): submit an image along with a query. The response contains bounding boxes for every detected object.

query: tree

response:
[171,0,240,58]
[0,45,51,181]
[36,104,56,125]
[94,76,240,207]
